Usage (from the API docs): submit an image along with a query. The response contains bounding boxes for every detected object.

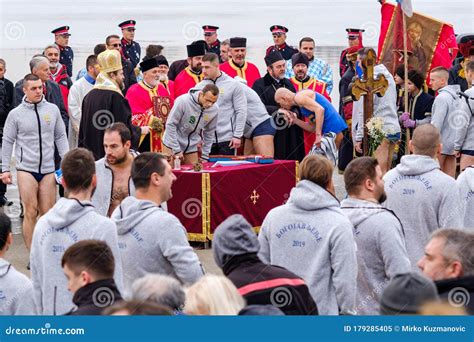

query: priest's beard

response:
[159,74,168,82]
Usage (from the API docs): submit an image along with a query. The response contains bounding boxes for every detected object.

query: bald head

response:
[410,124,441,157]
[275,88,295,109]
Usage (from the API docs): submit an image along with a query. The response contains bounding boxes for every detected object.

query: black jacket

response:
[13,79,69,130]
[436,276,474,315]
[168,59,189,81]
[223,253,318,315]
[0,77,14,137]
[67,279,122,315]
[79,88,140,160]
[448,63,469,92]
[252,73,305,161]
[122,58,137,95]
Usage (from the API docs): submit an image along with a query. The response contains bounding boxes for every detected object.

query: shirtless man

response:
[275,88,347,148]
[92,123,136,217]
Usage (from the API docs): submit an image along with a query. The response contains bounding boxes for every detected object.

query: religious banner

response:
[377,2,458,79]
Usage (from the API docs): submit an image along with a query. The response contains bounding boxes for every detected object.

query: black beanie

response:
[407,70,425,90]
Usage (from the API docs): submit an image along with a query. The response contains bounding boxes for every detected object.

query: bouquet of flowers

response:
[365,117,385,156]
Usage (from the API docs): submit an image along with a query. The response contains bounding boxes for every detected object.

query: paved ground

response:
[5,170,347,278]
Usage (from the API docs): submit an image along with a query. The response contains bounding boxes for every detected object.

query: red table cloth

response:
[167,160,298,241]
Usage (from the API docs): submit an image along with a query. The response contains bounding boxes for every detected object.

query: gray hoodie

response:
[0,258,36,315]
[240,83,271,139]
[454,87,474,152]
[196,72,247,143]
[30,198,123,315]
[258,180,357,315]
[340,198,411,315]
[162,88,219,160]
[353,64,401,143]
[2,96,68,173]
[383,155,464,267]
[431,84,462,155]
[456,166,474,229]
[91,155,136,217]
[111,196,204,297]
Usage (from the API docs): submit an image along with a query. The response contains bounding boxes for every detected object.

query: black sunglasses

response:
[112,43,122,48]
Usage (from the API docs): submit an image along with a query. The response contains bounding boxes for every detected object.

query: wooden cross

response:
[351,48,389,156]
[250,190,260,205]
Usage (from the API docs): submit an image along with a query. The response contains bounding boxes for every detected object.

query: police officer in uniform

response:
[52,26,74,77]
[203,25,221,57]
[265,25,298,60]
[339,28,364,77]
[119,19,141,69]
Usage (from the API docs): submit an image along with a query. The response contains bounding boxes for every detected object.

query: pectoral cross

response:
[351,48,389,156]
[250,190,260,205]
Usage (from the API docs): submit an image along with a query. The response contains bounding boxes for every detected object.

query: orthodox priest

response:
[220,37,261,87]
[126,56,171,152]
[252,50,305,161]
[174,42,206,98]
[79,49,142,160]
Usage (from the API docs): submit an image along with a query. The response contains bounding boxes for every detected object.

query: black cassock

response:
[252,73,305,161]
[79,88,140,160]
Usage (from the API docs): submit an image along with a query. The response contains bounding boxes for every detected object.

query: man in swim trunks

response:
[275,88,347,148]
[1,74,68,250]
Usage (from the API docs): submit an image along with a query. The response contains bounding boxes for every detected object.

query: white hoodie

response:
[30,198,123,315]
[383,155,463,268]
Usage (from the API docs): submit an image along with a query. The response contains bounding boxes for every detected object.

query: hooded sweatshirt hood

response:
[111,196,161,235]
[462,167,474,191]
[340,197,387,227]
[213,214,259,268]
[438,84,461,99]
[288,179,341,212]
[45,198,96,229]
[396,155,440,176]
[0,258,11,278]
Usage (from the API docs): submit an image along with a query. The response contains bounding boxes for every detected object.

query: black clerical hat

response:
[187,42,206,57]
[265,50,284,66]
[291,52,309,67]
[229,37,247,48]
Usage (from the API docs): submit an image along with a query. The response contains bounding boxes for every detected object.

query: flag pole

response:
[402,10,410,155]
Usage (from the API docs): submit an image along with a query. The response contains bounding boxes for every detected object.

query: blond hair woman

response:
[185,275,246,315]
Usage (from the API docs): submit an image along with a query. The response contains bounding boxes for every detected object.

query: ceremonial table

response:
[167,160,298,242]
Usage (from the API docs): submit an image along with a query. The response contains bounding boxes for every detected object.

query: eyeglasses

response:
[111,43,122,48]
[272,33,284,38]
[204,33,214,36]
[125,28,136,32]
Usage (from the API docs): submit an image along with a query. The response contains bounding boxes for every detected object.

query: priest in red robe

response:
[173,42,205,99]
[220,37,261,87]
[126,56,170,152]
[155,55,175,109]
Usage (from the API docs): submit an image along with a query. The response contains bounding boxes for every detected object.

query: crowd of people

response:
[0,16,473,316]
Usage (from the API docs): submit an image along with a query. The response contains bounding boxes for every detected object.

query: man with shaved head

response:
[383,124,464,268]
[275,88,346,148]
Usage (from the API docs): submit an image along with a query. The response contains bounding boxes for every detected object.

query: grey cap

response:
[212,214,259,269]
[380,273,439,315]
